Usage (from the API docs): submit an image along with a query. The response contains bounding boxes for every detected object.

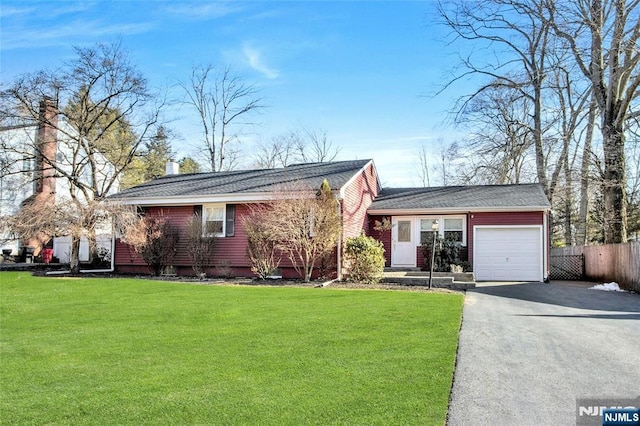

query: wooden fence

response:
[551,242,640,292]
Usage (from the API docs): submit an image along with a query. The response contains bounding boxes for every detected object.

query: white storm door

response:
[391,218,416,267]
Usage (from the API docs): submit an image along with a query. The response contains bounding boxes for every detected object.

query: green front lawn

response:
[0,272,463,425]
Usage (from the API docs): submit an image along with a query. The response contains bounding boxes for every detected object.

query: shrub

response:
[185,213,216,278]
[421,235,463,272]
[125,215,179,276]
[243,204,282,279]
[344,233,386,284]
[89,247,111,268]
[214,260,234,278]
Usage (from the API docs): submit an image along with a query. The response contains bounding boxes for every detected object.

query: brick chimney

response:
[34,97,58,196]
[26,98,58,256]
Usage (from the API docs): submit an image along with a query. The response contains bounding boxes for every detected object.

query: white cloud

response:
[242,43,279,79]
[0,19,155,50]
[0,5,36,18]
[163,2,243,21]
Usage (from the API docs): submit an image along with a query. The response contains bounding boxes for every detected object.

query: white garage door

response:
[474,227,543,281]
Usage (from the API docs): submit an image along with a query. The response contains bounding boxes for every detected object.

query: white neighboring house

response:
[0,99,119,262]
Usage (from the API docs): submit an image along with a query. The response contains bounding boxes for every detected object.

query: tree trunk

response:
[70,235,81,274]
[533,80,549,198]
[576,98,596,246]
[563,153,573,246]
[602,123,627,243]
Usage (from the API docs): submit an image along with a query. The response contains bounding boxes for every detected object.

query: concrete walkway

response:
[447,281,640,426]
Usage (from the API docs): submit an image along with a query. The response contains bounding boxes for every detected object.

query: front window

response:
[420,216,466,245]
[204,205,224,236]
[420,220,437,244]
[444,218,463,243]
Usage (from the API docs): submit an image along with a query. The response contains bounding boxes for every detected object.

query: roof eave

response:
[110,188,330,206]
[112,192,278,206]
[367,206,551,215]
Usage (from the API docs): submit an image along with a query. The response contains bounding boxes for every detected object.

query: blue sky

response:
[1,1,470,186]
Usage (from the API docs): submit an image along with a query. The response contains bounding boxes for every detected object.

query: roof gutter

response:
[367,206,551,215]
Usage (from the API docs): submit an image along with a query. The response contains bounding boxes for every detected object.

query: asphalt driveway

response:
[447,281,640,426]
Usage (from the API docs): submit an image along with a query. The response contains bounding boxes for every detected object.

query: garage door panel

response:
[474,227,542,281]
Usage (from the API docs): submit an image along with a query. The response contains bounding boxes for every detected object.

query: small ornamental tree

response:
[243,204,281,279]
[344,233,386,284]
[123,214,178,276]
[271,179,341,282]
[185,213,216,277]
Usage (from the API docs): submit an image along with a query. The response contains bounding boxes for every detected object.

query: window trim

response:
[202,204,226,237]
[419,215,467,246]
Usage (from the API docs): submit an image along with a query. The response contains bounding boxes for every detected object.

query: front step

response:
[381,269,476,290]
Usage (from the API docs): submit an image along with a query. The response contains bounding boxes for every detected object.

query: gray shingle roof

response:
[111,159,372,200]
[369,184,550,211]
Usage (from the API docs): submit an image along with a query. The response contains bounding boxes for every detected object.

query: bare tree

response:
[454,85,535,185]
[436,139,460,186]
[121,213,179,276]
[294,128,340,163]
[253,133,298,168]
[415,143,431,187]
[253,128,340,168]
[243,179,341,282]
[184,213,217,278]
[438,0,555,195]
[0,41,164,271]
[243,203,282,279]
[544,0,640,243]
[181,65,263,172]
[575,97,599,245]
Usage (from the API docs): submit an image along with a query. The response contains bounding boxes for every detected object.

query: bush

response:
[344,234,386,284]
[185,213,216,278]
[126,215,179,276]
[89,247,111,269]
[421,235,463,272]
[243,204,282,279]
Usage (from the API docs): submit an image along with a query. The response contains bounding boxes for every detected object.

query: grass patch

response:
[1,272,463,425]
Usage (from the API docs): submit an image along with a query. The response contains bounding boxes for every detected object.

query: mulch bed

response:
[31,270,461,293]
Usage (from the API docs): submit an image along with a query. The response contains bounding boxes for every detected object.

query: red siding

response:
[366,211,540,270]
[367,215,392,267]
[115,204,258,277]
[341,162,380,239]
[115,203,338,279]
[467,211,545,266]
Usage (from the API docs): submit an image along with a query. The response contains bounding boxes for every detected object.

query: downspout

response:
[337,201,343,281]
[543,209,549,283]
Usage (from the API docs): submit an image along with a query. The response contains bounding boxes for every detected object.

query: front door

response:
[391,218,415,267]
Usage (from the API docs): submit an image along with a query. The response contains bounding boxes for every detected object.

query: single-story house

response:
[111,159,380,278]
[111,159,551,281]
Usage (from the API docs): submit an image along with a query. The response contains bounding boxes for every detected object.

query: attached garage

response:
[367,184,551,282]
[474,226,544,282]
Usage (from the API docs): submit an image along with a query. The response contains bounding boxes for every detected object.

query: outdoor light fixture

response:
[429,220,439,289]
